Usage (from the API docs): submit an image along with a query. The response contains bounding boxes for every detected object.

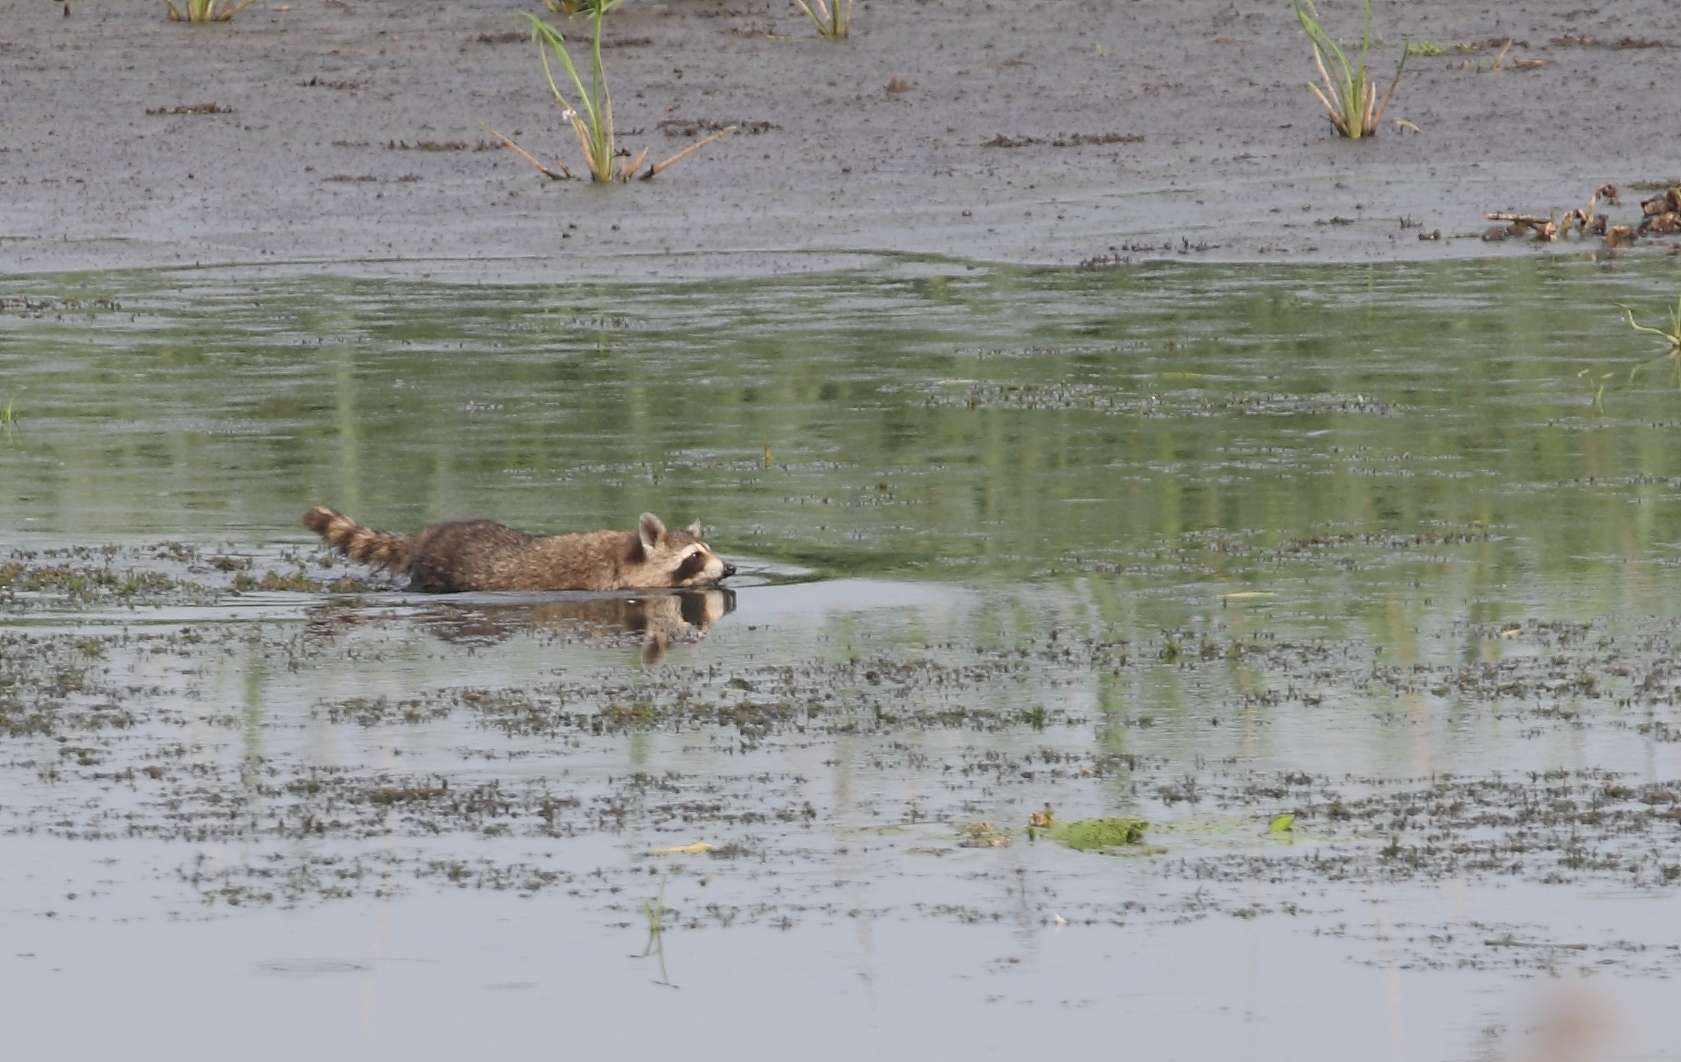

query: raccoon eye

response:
[674,550,709,580]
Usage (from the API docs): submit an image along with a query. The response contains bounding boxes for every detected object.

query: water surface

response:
[3,256,1681,1061]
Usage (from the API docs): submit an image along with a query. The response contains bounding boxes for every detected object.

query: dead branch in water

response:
[479,122,573,180]
[640,126,735,180]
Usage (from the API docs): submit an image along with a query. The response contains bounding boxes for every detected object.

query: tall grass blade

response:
[522,8,615,182]
[166,0,257,21]
[793,0,852,38]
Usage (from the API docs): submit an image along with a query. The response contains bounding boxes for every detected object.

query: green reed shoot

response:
[528,6,620,182]
[1293,0,1406,138]
[164,0,257,21]
[1622,290,1681,387]
[794,0,853,39]
[485,7,735,183]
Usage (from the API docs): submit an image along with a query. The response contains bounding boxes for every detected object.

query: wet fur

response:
[304,507,734,593]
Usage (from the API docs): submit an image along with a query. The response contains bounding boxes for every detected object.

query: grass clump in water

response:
[484,7,733,183]
[1622,290,1681,386]
[164,0,256,21]
[1052,817,1149,852]
[794,0,853,39]
[1293,0,1406,138]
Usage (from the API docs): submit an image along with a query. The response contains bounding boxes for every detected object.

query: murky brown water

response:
[4,256,1681,1060]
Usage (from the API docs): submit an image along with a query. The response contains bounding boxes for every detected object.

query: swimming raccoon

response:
[303,507,735,593]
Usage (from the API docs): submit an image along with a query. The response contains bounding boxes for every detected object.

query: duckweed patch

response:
[1054,817,1150,851]
[0,542,382,612]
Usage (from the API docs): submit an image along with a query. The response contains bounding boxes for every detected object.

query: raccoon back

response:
[404,519,575,593]
[305,508,731,593]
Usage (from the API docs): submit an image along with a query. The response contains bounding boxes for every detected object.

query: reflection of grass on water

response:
[1,388,21,446]
[635,880,677,987]
[1578,368,1613,414]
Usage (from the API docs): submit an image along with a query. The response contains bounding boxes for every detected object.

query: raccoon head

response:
[638,512,736,587]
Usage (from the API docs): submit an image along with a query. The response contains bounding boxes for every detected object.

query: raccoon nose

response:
[721,562,737,579]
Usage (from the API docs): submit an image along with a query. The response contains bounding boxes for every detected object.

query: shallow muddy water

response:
[4,256,1681,1060]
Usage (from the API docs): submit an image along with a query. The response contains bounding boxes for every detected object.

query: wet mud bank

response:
[5,0,1681,279]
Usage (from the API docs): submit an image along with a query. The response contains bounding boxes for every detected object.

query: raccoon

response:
[303,507,735,593]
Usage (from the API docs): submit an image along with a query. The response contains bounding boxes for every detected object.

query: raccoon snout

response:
[721,562,737,579]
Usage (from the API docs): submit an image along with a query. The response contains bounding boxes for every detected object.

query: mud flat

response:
[4,0,1681,279]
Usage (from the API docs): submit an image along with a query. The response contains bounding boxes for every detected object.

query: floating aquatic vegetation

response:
[958,822,1011,848]
[1052,817,1150,852]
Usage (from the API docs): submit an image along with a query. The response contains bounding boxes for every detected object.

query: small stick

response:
[479,122,572,180]
[1485,212,1558,241]
[617,145,650,182]
[1485,212,1551,227]
[640,127,736,180]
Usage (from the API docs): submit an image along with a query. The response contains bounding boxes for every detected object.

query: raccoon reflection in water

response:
[424,588,736,664]
[303,507,736,593]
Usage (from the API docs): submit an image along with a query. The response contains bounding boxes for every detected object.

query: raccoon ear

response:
[683,520,702,537]
[638,512,666,550]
